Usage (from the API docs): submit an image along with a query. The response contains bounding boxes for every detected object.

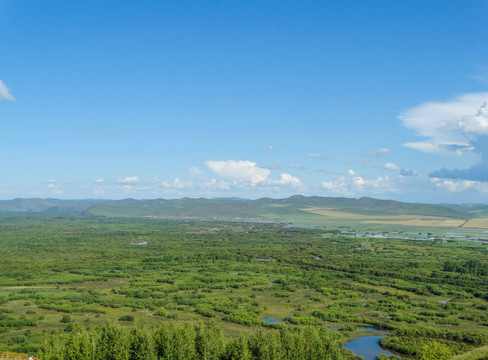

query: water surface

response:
[344,328,401,360]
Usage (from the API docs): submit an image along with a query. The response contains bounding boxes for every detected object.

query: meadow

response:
[0,214,487,359]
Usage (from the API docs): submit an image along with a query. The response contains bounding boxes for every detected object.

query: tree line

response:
[39,321,356,360]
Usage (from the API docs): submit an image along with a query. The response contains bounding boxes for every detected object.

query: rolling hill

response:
[1,195,488,228]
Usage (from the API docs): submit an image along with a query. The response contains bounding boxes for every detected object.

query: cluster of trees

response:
[444,259,488,276]
[39,321,355,360]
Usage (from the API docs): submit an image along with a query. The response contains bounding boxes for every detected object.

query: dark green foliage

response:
[95,322,129,360]
[444,259,488,276]
[36,321,353,360]
[64,324,94,360]
[61,315,72,323]
[119,315,135,322]
[195,321,225,360]
[223,334,251,360]
[153,322,197,360]
[128,324,156,360]
[38,335,65,360]
[248,330,282,360]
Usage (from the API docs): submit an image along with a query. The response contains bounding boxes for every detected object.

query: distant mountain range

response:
[1,196,488,227]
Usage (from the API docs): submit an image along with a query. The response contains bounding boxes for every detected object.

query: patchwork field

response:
[301,206,469,228]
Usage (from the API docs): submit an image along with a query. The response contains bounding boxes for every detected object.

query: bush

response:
[118,315,135,322]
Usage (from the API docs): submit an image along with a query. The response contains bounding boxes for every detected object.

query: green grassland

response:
[0,215,488,359]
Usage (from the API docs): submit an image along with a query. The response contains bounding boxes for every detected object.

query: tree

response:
[195,321,225,360]
[153,321,197,360]
[419,341,452,360]
[223,334,251,360]
[248,329,282,360]
[95,322,129,360]
[129,324,156,360]
[38,334,65,360]
[64,324,94,360]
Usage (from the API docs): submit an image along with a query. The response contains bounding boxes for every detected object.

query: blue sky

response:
[1,1,488,203]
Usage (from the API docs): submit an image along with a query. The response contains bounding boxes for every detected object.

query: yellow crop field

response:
[301,207,468,228]
[464,218,488,228]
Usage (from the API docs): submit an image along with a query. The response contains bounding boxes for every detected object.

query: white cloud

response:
[384,163,400,170]
[458,100,488,133]
[321,176,348,193]
[203,179,231,191]
[94,179,104,183]
[433,179,488,193]
[117,176,139,184]
[161,178,194,189]
[206,160,270,186]
[321,169,397,195]
[266,173,301,187]
[0,80,14,101]
[44,180,63,195]
[267,145,275,151]
[401,92,488,155]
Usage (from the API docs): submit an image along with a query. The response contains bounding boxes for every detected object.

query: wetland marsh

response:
[0,215,487,359]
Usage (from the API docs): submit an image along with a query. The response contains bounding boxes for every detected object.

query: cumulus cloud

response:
[205,159,302,191]
[384,163,400,170]
[401,92,488,155]
[321,169,397,195]
[0,80,14,101]
[321,177,348,193]
[267,173,301,187]
[431,178,488,193]
[206,160,270,186]
[402,93,488,183]
[117,176,139,184]
[94,179,104,183]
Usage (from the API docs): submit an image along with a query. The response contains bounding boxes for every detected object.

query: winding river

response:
[344,328,401,359]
